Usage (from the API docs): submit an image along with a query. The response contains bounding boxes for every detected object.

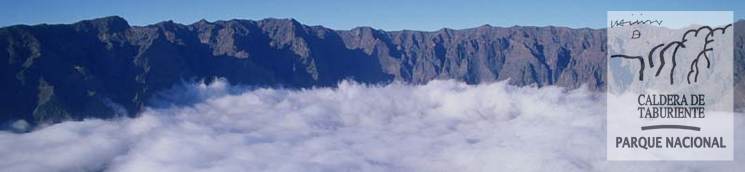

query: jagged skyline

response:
[2,0,745,31]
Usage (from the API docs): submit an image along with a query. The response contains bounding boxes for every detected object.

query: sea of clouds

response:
[0,79,743,172]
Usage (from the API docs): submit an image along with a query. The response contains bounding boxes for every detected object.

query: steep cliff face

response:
[341,25,607,89]
[0,16,741,125]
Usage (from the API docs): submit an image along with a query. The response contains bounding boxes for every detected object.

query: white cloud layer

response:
[0,79,743,172]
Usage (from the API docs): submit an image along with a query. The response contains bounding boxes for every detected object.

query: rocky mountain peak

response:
[73,15,130,33]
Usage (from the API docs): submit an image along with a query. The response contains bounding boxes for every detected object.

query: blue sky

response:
[1,0,744,31]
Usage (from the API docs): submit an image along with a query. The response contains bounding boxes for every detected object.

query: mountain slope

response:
[0,16,742,126]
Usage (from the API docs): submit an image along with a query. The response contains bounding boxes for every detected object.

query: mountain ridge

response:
[0,16,742,126]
